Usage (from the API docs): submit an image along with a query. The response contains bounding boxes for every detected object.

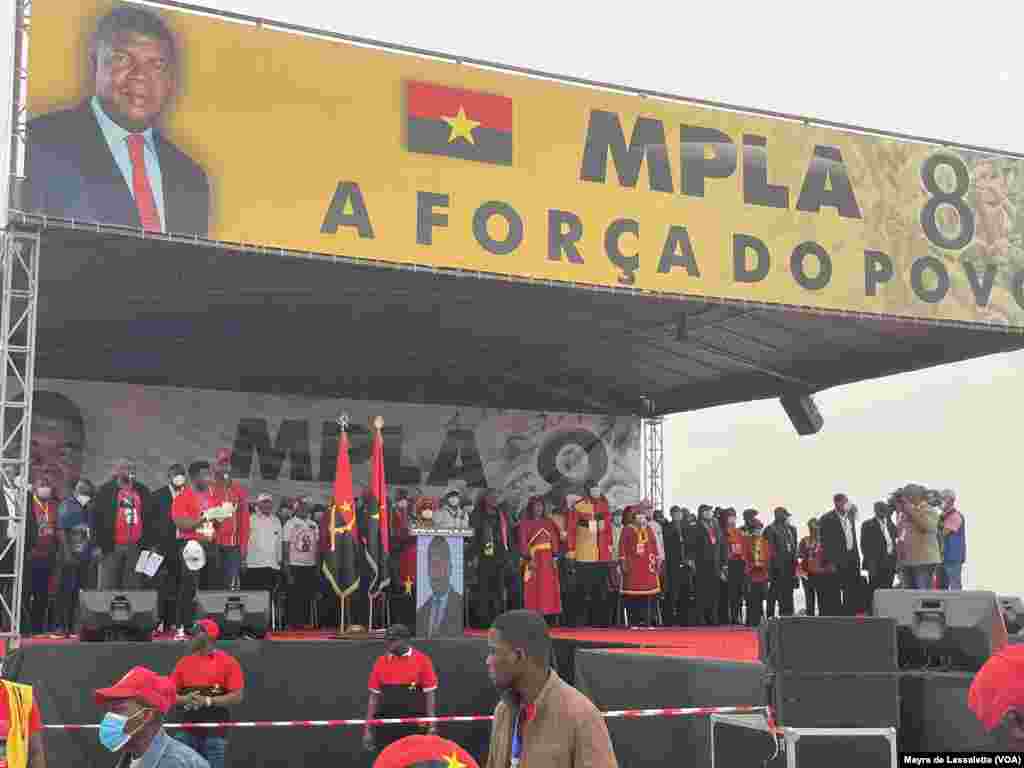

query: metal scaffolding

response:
[643,417,664,512]
[0,229,39,645]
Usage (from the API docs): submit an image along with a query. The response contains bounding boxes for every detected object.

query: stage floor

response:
[18,626,760,661]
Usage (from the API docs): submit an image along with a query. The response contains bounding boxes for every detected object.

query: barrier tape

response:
[43,704,769,730]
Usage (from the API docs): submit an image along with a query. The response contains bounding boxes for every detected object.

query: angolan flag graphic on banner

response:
[406,81,513,165]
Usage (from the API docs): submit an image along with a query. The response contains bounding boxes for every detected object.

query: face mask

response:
[35,487,51,500]
[391,643,410,656]
[99,710,146,752]
[172,475,186,488]
[76,494,91,507]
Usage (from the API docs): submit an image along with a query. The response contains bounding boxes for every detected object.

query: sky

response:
[60,0,1024,594]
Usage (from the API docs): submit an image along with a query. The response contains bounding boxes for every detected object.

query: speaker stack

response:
[760,616,900,729]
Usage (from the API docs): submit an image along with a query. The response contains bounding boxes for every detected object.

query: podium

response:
[411,526,473,638]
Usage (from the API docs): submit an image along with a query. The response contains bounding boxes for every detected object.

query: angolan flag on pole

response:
[365,417,391,597]
[322,427,359,601]
[406,81,513,166]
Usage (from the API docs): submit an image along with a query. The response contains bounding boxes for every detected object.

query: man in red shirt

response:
[172,462,223,635]
[93,460,151,591]
[170,619,244,768]
[209,450,249,591]
[26,476,59,635]
[0,678,47,767]
[363,624,439,754]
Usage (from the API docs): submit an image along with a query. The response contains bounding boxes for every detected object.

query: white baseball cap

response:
[182,540,206,572]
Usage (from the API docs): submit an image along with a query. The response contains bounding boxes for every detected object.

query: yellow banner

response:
[21,1,1024,328]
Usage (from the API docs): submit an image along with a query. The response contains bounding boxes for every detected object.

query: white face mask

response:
[76,494,91,507]
[172,475,186,488]
[36,487,51,500]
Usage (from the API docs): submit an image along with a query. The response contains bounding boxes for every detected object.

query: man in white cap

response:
[242,493,282,592]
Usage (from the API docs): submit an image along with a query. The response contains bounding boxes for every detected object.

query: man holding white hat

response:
[242,493,282,593]
[172,462,229,636]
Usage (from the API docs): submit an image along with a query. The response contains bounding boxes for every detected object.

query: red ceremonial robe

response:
[620,524,660,596]
[520,518,562,616]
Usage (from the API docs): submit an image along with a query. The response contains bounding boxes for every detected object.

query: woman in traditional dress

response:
[619,505,661,627]
[519,496,562,625]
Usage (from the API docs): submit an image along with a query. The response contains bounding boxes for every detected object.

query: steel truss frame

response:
[0,228,39,645]
[643,417,664,512]
[0,0,35,646]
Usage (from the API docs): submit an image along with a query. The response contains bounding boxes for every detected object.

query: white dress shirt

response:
[840,513,854,550]
[247,513,283,569]
[880,519,894,554]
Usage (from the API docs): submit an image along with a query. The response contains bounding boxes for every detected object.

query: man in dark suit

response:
[143,463,188,633]
[660,506,686,626]
[417,536,464,638]
[819,493,861,616]
[765,507,798,618]
[24,5,209,235]
[861,500,899,612]
[692,504,726,626]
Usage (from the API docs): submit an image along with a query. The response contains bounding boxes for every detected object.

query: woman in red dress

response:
[519,496,562,624]
[620,506,661,627]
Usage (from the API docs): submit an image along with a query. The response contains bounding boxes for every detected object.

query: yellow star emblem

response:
[443,751,466,768]
[442,106,480,145]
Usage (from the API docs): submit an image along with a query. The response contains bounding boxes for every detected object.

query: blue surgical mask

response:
[99,710,146,752]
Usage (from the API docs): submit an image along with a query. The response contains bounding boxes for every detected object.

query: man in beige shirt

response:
[485,610,617,768]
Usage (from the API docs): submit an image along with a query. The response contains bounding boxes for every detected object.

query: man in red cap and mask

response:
[969,644,1024,750]
[94,666,207,767]
[169,619,244,768]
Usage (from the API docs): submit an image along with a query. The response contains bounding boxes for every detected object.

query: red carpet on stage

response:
[465,627,760,662]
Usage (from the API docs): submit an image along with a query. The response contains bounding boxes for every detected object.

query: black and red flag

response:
[406,81,513,166]
[322,426,359,601]
[365,417,391,597]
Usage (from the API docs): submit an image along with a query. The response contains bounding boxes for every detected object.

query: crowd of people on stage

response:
[0,440,967,637]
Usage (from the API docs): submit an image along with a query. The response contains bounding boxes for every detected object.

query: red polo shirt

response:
[171,649,244,694]
[209,482,251,553]
[367,649,438,694]
[172,487,217,543]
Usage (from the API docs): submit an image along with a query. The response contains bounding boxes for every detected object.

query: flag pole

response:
[336,411,350,635]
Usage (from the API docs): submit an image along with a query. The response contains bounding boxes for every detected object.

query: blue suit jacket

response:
[24,103,210,236]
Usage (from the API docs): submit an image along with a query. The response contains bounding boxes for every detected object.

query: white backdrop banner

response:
[30,378,642,514]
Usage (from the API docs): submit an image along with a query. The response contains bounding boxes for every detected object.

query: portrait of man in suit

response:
[416,535,464,638]
[25,4,210,235]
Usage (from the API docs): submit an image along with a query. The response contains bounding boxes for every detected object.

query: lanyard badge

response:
[511,710,523,768]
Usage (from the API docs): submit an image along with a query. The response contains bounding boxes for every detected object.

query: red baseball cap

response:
[969,645,1024,731]
[196,619,220,641]
[373,735,479,768]
[95,667,176,714]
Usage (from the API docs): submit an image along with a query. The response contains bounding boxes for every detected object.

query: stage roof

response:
[29,224,1024,418]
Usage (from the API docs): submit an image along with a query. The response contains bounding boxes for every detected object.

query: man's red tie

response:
[126,134,161,231]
